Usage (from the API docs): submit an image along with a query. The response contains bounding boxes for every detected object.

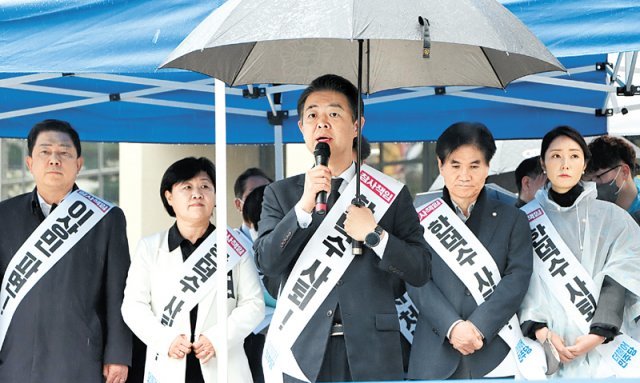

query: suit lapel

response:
[159,231,185,275]
[159,231,220,335]
[443,187,500,251]
[466,188,500,251]
[195,285,217,334]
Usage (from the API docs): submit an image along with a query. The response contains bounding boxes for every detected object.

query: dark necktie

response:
[327,178,343,211]
[50,203,58,212]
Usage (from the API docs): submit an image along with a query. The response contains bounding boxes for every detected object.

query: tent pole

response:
[274,120,284,180]
[214,78,229,383]
[267,92,285,180]
[625,52,638,93]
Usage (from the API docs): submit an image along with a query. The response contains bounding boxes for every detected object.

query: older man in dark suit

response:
[0,120,131,383]
[255,74,430,382]
[408,122,533,380]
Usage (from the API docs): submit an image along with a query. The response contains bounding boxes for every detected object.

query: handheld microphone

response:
[314,142,331,214]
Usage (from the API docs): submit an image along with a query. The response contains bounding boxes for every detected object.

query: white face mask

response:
[250,228,259,241]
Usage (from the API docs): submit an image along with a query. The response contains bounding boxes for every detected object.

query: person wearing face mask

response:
[584,136,640,224]
[519,126,640,378]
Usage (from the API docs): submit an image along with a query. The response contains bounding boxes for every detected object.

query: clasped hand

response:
[450,320,483,355]
[535,327,605,363]
[169,334,216,364]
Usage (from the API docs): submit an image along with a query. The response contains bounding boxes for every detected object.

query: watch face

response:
[365,231,380,247]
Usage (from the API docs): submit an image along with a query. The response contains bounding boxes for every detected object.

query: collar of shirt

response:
[37,190,73,218]
[238,223,252,242]
[629,178,640,214]
[451,199,476,222]
[168,222,215,260]
[334,162,356,194]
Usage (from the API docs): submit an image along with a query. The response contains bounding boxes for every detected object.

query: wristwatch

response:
[364,225,384,248]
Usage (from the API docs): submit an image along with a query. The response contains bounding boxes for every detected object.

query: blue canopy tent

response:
[2,3,640,382]
[1,0,639,144]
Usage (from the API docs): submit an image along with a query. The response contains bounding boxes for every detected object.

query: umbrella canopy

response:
[161,0,564,93]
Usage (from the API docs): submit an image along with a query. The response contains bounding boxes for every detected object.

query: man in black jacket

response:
[0,119,131,383]
[255,74,430,382]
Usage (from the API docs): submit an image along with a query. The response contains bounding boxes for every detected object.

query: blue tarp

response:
[1,0,638,143]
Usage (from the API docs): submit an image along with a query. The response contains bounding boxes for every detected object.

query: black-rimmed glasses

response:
[583,164,622,182]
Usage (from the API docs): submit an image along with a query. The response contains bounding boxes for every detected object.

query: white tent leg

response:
[214,78,229,383]
[267,93,285,180]
[626,52,638,93]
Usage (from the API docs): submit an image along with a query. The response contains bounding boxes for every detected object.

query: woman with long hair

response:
[520,126,640,377]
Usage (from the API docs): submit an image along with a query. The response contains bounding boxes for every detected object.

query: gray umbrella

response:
[162,0,563,253]
[161,0,563,92]
[162,0,563,259]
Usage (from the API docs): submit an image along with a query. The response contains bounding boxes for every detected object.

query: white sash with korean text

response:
[418,198,546,380]
[523,201,640,377]
[145,227,250,383]
[262,165,403,383]
[156,227,248,328]
[0,190,113,351]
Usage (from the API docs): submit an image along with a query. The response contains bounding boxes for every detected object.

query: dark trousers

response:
[244,332,266,383]
[126,335,146,383]
[317,335,352,382]
[449,358,514,380]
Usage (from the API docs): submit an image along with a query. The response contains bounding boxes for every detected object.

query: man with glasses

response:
[585,136,640,224]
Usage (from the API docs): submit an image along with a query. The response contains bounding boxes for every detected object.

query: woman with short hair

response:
[519,126,640,377]
[122,157,264,383]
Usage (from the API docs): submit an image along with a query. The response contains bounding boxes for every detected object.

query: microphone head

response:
[314,142,331,158]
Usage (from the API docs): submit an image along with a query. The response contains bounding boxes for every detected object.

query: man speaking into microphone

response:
[255,74,430,383]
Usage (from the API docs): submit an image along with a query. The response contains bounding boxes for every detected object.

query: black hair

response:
[540,125,591,164]
[27,119,82,157]
[242,184,267,231]
[586,135,637,175]
[435,122,496,164]
[352,136,372,161]
[297,74,363,122]
[160,157,216,217]
[233,167,272,198]
[514,156,543,193]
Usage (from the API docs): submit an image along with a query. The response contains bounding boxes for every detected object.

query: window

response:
[0,139,120,203]
[364,141,437,197]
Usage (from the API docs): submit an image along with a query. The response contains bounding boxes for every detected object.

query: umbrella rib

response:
[480,47,505,89]
[230,42,257,85]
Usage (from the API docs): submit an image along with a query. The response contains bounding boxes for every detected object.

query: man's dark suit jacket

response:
[255,173,430,382]
[0,188,132,383]
[407,187,533,379]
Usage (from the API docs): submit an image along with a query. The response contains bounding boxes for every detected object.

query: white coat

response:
[520,182,640,378]
[121,230,265,383]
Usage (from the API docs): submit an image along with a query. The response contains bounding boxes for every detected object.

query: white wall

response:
[286,143,313,177]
